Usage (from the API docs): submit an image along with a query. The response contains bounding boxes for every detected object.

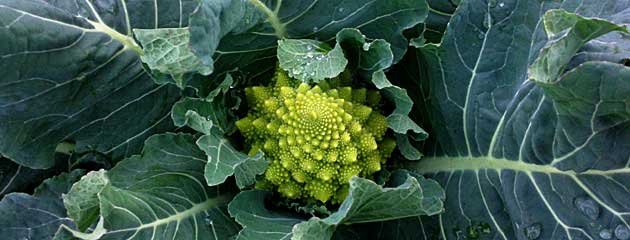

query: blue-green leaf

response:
[198,131,268,188]
[277,39,348,83]
[134,28,214,88]
[397,0,630,238]
[58,133,240,240]
[0,170,84,240]
[0,0,193,169]
[228,174,443,240]
[190,0,429,84]
[529,10,628,83]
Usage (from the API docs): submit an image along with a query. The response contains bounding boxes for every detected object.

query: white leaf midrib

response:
[104,194,232,235]
[413,156,630,176]
[0,4,141,54]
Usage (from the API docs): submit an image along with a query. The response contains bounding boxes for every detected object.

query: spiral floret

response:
[236,71,395,203]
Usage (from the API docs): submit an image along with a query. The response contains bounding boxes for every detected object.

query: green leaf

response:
[229,174,444,240]
[172,98,233,135]
[134,28,214,88]
[293,175,444,240]
[0,156,69,198]
[62,170,109,231]
[59,133,241,239]
[529,10,629,83]
[334,29,427,160]
[227,190,306,240]
[198,131,268,188]
[234,152,269,189]
[386,114,425,135]
[395,134,424,161]
[0,170,84,240]
[0,0,193,169]
[206,74,235,100]
[190,0,429,84]
[188,0,263,71]
[419,0,457,44]
[396,1,630,238]
[172,74,238,135]
[277,39,348,83]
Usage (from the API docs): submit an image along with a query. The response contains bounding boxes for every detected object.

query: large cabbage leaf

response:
[0,0,197,169]
[0,169,85,239]
[188,0,429,89]
[228,172,443,240]
[396,0,630,239]
[58,133,240,239]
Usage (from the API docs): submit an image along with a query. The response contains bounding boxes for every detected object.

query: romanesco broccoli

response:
[236,69,395,203]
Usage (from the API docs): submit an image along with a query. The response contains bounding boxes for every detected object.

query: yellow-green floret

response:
[236,69,395,203]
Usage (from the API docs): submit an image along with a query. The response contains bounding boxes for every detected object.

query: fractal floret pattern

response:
[236,69,395,203]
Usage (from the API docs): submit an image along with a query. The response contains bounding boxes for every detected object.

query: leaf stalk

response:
[248,0,287,38]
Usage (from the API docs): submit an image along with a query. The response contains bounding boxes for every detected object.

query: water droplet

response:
[292,68,301,75]
[615,225,630,240]
[599,228,612,239]
[362,42,371,51]
[306,45,313,51]
[313,26,319,32]
[574,197,600,220]
[306,52,314,58]
[524,223,541,239]
[499,2,505,7]
[310,72,315,76]
[478,33,485,40]
[338,7,344,12]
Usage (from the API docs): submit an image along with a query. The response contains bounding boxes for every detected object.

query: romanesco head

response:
[236,69,395,203]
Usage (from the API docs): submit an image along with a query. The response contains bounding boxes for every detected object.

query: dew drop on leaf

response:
[306,45,313,51]
[524,223,541,239]
[599,228,612,239]
[362,42,371,51]
[574,196,600,220]
[313,26,318,32]
[338,7,344,12]
[615,225,630,240]
[499,2,505,7]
